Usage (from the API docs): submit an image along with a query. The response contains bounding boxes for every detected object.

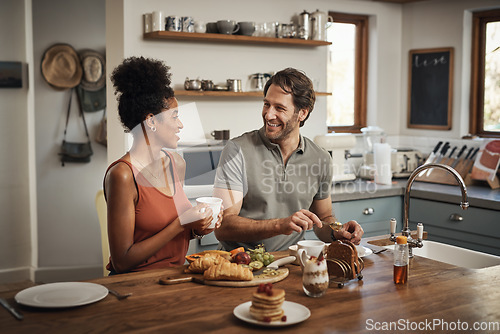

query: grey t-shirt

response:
[214,128,333,251]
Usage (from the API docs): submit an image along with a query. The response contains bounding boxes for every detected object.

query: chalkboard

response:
[407,48,453,130]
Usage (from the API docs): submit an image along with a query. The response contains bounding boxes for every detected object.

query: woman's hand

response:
[179,204,213,230]
[191,204,224,236]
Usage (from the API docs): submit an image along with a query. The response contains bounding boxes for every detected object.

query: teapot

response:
[249,73,271,91]
[184,77,202,90]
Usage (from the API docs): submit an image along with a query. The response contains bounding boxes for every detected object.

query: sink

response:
[383,240,500,269]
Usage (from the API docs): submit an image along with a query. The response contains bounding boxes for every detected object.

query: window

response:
[470,9,500,138]
[327,12,368,133]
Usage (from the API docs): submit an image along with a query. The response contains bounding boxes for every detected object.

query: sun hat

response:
[41,43,82,89]
[79,49,106,91]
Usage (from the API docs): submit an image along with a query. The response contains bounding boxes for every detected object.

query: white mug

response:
[297,240,325,268]
[196,197,222,229]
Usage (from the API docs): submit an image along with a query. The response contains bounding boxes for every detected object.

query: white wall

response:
[0,0,32,283]
[399,0,500,142]
[29,0,108,282]
[107,0,406,159]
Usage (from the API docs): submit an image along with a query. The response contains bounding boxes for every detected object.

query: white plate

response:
[233,301,310,327]
[356,245,373,257]
[15,282,108,308]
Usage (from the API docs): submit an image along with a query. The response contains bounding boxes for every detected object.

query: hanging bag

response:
[95,108,107,147]
[59,88,93,166]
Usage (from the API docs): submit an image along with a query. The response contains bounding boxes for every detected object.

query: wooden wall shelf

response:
[175,90,331,97]
[144,31,332,47]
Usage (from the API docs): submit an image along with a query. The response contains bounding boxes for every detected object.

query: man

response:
[213,68,363,252]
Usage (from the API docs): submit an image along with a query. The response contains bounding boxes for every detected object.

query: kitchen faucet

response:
[390,163,469,257]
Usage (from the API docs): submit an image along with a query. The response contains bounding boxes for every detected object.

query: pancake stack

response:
[249,283,286,322]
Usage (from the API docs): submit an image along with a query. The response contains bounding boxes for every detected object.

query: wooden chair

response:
[95,190,110,276]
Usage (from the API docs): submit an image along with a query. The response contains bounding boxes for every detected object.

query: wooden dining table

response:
[1,237,500,333]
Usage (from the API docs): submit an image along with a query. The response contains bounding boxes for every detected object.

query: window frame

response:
[470,9,500,138]
[327,12,368,134]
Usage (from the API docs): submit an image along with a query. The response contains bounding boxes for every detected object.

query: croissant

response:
[203,261,254,281]
[187,254,229,273]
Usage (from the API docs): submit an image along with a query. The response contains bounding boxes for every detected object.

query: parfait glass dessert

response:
[302,253,329,297]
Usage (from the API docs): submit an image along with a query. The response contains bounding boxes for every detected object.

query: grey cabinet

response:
[305,196,403,240]
[409,198,500,256]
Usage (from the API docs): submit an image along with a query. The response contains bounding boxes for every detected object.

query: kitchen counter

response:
[1,238,499,333]
[333,178,499,210]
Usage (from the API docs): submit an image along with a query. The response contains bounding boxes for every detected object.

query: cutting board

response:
[159,268,289,287]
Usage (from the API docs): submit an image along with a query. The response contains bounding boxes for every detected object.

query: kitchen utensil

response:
[238,21,255,36]
[206,22,218,33]
[214,84,228,91]
[166,15,181,32]
[211,129,230,140]
[310,9,333,41]
[201,79,214,91]
[297,10,310,39]
[194,21,206,33]
[0,297,23,320]
[233,301,310,327]
[227,79,242,92]
[195,196,222,229]
[426,142,450,176]
[108,289,132,300]
[418,141,443,177]
[152,11,164,32]
[448,146,457,159]
[217,20,239,35]
[329,221,343,231]
[15,282,108,308]
[159,267,289,287]
[297,240,325,267]
[450,145,467,168]
[249,73,271,91]
[143,13,152,33]
[469,147,480,161]
[184,78,202,90]
[252,255,296,275]
[181,16,194,32]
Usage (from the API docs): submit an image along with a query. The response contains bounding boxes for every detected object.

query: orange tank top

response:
[104,152,192,272]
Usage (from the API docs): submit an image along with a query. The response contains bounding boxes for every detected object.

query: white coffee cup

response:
[297,240,325,267]
[196,197,222,229]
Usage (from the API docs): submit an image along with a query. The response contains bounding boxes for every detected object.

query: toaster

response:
[360,148,423,179]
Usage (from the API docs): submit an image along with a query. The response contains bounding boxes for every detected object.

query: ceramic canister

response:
[166,16,181,32]
[181,16,194,32]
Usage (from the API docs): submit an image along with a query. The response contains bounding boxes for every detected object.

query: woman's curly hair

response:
[110,56,175,131]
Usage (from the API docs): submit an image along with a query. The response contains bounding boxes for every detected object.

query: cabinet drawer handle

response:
[449,213,463,222]
[363,208,375,215]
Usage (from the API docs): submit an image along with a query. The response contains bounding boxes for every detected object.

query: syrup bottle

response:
[394,235,408,284]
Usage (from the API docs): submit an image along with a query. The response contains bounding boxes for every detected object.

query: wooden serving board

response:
[159,268,289,287]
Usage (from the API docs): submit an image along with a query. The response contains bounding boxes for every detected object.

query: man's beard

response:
[264,111,300,142]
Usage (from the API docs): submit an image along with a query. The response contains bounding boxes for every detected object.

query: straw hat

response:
[79,49,106,91]
[41,44,82,89]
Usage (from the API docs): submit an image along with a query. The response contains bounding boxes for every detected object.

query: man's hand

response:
[279,209,323,235]
[333,220,364,245]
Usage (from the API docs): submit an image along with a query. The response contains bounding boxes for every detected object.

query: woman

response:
[104,56,220,274]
